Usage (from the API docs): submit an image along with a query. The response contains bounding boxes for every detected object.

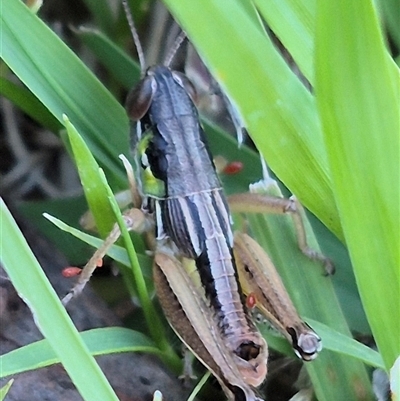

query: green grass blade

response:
[0,327,160,377]
[97,169,176,361]
[0,380,14,401]
[0,77,61,132]
[0,199,119,401]
[0,0,127,188]
[391,357,400,399]
[315,0,400,369]
[307,319,384,369]
[63,115,116,236]
[254,0,315,83]
[187,372,211,401]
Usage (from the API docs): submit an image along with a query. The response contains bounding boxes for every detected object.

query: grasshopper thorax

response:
[126,65,220,200]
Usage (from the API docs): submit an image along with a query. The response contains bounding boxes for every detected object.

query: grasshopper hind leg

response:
[234,232,322,361]
[228,192,334,275]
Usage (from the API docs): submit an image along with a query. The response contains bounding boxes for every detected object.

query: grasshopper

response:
[63,2,330,399]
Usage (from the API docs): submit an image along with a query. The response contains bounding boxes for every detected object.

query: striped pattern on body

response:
[132,66,263,358]
[158,188,258,345]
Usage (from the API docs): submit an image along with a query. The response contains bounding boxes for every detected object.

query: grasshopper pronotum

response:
[63,2,331,400]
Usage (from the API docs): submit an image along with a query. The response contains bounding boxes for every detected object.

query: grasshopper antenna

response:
[122,0,146,73]
[164,30,187,67]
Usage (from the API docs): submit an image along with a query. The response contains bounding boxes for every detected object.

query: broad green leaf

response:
[0,199,119,401]
[315,0,400,369]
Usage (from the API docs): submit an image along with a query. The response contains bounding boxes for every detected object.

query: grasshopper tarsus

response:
[301,247,335,276]
[287,196,335,274]
[178,345,197,387]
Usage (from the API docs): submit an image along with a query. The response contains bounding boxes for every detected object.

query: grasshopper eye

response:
[172,71,197,103]
[126,75,157,120]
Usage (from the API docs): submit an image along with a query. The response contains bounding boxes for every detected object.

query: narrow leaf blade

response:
[315,0,400,368]
[0,199,119,401]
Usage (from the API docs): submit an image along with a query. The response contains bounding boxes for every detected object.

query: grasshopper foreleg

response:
[62,208,152,306]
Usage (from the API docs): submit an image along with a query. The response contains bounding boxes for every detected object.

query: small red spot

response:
[223,161,243,175]
[62,267,82,278]
[246,293,257,309]
[96,258,103,268]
